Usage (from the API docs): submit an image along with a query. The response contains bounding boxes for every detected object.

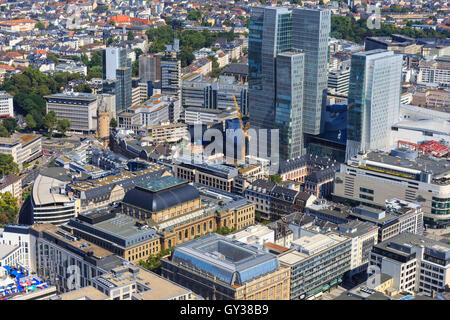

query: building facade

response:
[161,233,290,300]
[45,93,98,134]
[333,151,448,228]
[346,50,403,160]
[278,232,351,300]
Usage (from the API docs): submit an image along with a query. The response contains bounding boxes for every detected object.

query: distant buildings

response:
[173,160,239,193]
[161,233,290,300]
[365,35,422,55]
[184,107,237,125]
[161,40,182,99]
[245,179,316,220]
[417,57,450,86]
[118,95,179,130]
[327,67,350,96]
[181,75,248,115]
[139,53,162,83]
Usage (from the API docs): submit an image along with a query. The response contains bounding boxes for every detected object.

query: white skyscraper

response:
[346,50,403,160]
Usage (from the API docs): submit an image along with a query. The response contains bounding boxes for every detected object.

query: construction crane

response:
[232,95,250,134]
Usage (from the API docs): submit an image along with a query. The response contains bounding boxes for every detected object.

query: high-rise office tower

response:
[291,8,331,136]
[275,50,305,159]
[248,7,291,132]
[102,47,132,113]
[161,40,181,100]
[115,67,132,113]
[102,47,131,80]
[139,53,162,82]
[248,6,330,160]
[346,49,403,160]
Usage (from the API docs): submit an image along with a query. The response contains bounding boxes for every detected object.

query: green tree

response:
[2,118,17,134]
[47,54,60,65]
[187,9,202,22]
[138,247,174,271]
[25,114,37,130]
[0,154,19,176]
[0,192,19,226]
[43,111,57,137]
[35,22,45,29]
[134,48,143,59]
[216,226,236,236]
[74,84,92,93]
[127,31,135,41]
[132,59,139,77]
[110,118,118,129]
[56,119,71,136]
[269,174,282,184]
[179,50,195,67]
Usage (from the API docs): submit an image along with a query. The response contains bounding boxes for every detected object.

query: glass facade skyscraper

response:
[276,50,305,159]
[102,47,132,114]
[346,49,403,160]
[291,8,331,136]
[116,67,132,113]
[248,7,291,131]
[248,6,331,160]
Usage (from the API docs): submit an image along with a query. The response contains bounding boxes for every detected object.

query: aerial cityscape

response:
[0,0,448,305]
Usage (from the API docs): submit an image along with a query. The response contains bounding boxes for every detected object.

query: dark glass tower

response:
[248,6,331,160]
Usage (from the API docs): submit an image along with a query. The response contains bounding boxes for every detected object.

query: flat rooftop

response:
[77,213,158,242]
[291,232,349,256]
[32,174,73,206]
[363,151,450,178]
[278,249,308,266]
[170,233,279,285]
[98,266,192,300]
[137,175,186,192]
[69,164,167,192]
[376,233,450,258]
[32,224,113,260]
[54,286,109,300]
[45,92,97,101]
